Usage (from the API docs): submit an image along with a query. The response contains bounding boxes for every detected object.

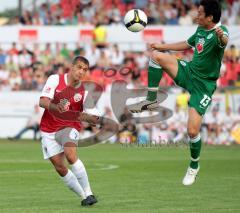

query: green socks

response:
[189,134,201,169]
[146,59,163,102]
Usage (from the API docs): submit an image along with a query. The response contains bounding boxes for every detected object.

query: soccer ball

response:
[124,9,148,32]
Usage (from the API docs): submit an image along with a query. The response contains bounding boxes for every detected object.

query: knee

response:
[54,164,68,176]
[151,51,164,64]
[66,156,78,165]
[188,127,199,139]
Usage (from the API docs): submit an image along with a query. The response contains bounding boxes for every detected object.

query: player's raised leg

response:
[64,143,97,206]
[129,50,178,113]
[182,107,202,186]
[49,153,86,200]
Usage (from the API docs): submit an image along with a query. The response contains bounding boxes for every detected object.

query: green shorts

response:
[174,60,217,116]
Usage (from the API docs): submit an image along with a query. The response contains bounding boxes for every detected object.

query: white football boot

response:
[182,166,200,186]
[128,100,159,113]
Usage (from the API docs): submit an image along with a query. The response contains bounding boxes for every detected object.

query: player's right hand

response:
[56,99,70,113]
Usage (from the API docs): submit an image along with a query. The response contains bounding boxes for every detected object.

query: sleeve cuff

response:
[186,41,194,48]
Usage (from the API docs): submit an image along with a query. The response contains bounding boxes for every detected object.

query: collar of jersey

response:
[65,73,82,88]
[205,22,221,32]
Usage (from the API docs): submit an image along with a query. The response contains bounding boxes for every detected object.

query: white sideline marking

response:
[0,170,51,174]
[0,159,47,163]
[89,163,119,171]
[0,163,119,174]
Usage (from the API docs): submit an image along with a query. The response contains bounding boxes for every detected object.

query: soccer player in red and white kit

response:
[39,56,99,206]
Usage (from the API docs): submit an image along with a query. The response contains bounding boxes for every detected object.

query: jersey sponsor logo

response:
[207,33,213,39]
[74,93,82,102]
[196,38,205,54]
[44,87,51,93]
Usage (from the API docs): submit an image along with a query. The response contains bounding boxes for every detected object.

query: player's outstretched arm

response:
[150,41,191,52]
[77,112,100,125]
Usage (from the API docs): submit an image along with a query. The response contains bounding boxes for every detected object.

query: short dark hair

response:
[200,0,221,23]
[72,56,89,67]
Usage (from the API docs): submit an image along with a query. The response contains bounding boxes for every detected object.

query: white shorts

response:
[40,131,64,160]
[40,128,80,160]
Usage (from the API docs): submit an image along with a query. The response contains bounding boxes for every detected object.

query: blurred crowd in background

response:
[0,41,239,91]
[115,104,240,146]
[6,0,240,26]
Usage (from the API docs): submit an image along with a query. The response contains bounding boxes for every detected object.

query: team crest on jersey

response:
[196,38,205,53]
[180,61,186,66]
[207,33,213,39]
[74,93,82,102]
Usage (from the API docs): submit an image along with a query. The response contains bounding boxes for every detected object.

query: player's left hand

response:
[215,27,224,38]
[78,112,101,126]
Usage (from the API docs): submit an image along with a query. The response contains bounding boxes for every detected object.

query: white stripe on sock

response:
[148,87,159,91]
[189,134,201,143]
[191,157,200,162]
[149,59,162,69]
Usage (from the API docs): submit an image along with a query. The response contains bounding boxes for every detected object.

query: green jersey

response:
[187,24,229,81]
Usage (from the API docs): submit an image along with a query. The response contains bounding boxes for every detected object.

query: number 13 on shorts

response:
[200,94,211,108]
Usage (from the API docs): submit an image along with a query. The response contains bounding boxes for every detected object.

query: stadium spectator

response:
[84,44,101,69]
[204,108,221,144]
[176,90,189,111]
[8,104,42,140]
[60,43,70,60]
[97,50,111,68]
[118,107,137,143]
[178,8,193,25]
[8,70,22,91]
[18,48,32,68]
[8,42,18,55]
[109,44,124,66]
[135,52,148,69]
[137,124,150,145]
[20,10,33,25]
[151,122,170,144]
[0,49,7,65]
[167,104,187,143]
[217,107,237,145]
[0,65,9,87]
[73,43,84,56]
[93,23,107,48]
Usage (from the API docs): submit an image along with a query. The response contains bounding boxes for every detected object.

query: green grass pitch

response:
[0,140,239,213]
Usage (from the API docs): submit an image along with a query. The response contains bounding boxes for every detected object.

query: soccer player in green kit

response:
[129,0,228,185]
